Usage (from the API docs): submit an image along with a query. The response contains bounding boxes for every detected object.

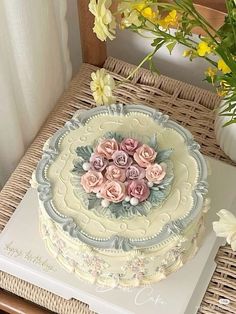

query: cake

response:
[33,104,209,287]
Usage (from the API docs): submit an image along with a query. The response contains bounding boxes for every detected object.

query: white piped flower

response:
[89,0,116,41]
[90,69,116,106]
[213,209,236,251]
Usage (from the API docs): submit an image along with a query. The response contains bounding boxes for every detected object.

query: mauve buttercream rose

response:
[127,179,150,202]
[96,138,119,159]
[105,165,126,182]
[90,154,108,172]
[134,144,157,168]
[81,170,104,193]
[146,163,166,184]
[126,164,145,180]
[120,138,140,156]
[100,180,126,203]
[112,150,132,168]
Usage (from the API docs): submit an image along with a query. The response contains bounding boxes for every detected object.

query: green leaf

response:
[156,149,173,164]
[223,118,236,127]
[76,145,93,161]
[166,41,177,55]
[151,37,164,47]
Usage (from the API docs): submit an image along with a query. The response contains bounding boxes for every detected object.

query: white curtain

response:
[0,0,72,188]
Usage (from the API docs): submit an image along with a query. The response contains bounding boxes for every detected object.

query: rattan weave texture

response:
[0,57,235,314]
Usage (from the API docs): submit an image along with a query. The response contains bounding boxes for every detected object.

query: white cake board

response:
[0,157,236,314]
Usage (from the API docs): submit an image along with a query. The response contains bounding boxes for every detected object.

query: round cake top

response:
[35,104,208,251]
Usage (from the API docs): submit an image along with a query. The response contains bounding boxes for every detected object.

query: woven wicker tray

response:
[0,57,235,314]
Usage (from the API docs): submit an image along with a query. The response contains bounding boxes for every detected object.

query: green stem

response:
[123,48,161,82]
[141,25,217,67]
[174,1,219,44]
[226,0,236,47]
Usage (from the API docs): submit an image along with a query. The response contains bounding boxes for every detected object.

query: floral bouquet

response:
[72,133,173,218]
[89,0,236,126]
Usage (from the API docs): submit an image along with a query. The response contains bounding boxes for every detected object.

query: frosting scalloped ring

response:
[34,104,209,287]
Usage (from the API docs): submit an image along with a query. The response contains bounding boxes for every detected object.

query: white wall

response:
[108,30,213,91]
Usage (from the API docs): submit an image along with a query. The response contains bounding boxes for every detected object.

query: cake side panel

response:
[39,202,206,288]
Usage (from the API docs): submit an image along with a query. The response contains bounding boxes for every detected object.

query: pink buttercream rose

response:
[90,154,108,172]
[146,163,166,184]
[134,144,157,168]
[81,171,104,193]
[120,138,140,156]
[127,179,150,202]
[105,165,126,182]
[126,164,145,180]
[100,180,126,203]
[112,150,132,168]
[96,138,119,159]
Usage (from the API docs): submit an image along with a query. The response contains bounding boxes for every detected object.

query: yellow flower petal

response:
[157,10,178,29]
[197,41,211,57]
[205,67,217,83]
[218,59,231,74]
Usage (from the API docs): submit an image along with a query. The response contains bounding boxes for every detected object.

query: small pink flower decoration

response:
[146,163,166,184]
[96,138,119,159]
[127,179,150,202]
[90,154,108,172]
[134,144,157,168]
[120,138,140,156]
[126,164,145,180]
[112,150,132,168]
[81,171,104,193]
[100,180,126,203]
[105,165,126,182]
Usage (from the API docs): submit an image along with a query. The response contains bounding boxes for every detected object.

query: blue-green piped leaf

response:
[105,132,124,142]
[156,149,173,163]
[148,189,165,204]
[148,134,159,151]
[134,204,148,216]
[87,193,101,210]
[72,161,85,174]
[76,145,93,160]
[151,175,174,191]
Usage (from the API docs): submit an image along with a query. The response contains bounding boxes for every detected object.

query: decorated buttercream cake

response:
[33,104,209,287]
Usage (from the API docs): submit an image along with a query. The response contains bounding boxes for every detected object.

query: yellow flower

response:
[90,69,117,106]
[157,10,178,29]
[218,59,231,74]
[217,88,228,97]
[205,67,217,83]
[89,0,116,41]
[183,50,192,57]
[119,2,142,28]
[138,6,158,23]
[197,41,211,57]
[119,1,158,27]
